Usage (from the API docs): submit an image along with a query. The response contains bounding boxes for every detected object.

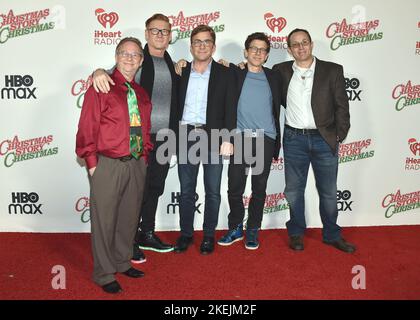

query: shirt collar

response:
[112,68,136,87]
[292,56,316,76]
[191,59,212,75]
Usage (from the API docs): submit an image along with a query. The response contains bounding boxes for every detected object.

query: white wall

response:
[0,0,419,232]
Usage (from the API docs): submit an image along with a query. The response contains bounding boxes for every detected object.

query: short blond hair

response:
[145,13,171,29]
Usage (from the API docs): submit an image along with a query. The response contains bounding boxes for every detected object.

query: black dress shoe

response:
[289,235,304,251]
[174,235,193,253]
[200,236,215,255]
[323,238,356,253]
[121,267,145,278]
[102,280,122,294]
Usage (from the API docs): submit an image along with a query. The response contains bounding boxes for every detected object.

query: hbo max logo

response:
[8,192,43,214]
[1,75,37,99]
[345,77,362,101]
[337,189,353,212]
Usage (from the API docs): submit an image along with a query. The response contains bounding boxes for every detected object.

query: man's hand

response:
[175,59,187,76]
[92,69,114,93]
[220,142,234,156]
[217,59,230,67]
[217,60,245,69]
[237,62,246,70]
[88,167,96,177]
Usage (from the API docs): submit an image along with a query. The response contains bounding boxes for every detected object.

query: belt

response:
[187,123,206,130]
[243,129,263,138]
[118,155,134,162]
[285,124,319,135]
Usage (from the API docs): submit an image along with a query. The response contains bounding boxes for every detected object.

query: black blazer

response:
[177,59,237,140]
[272,58,350,152]
[231,64,282,159]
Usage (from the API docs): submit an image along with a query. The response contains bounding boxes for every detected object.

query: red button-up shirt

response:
[76,69,153,169]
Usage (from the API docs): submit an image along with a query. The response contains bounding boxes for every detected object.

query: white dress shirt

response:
[285,57,317,129]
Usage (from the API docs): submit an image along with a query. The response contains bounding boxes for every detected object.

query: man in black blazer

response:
[217,32,281,250]
[272,28,355,253]
[174,25,236,255]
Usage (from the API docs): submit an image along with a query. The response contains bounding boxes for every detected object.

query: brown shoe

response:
[323,238,356,253]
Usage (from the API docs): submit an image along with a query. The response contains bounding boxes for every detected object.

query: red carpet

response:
[1,226,419,300]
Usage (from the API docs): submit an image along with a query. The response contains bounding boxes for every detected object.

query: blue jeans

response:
[178,135,223,238]
[283,126,341,242]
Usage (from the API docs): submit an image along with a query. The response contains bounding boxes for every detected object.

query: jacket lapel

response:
[179,62,192,120]
[237,65,247,96]
[311,58,325,112]
[264,67,275,100]
[139,44,154,97]
[284,62,293,104]
[264,67,279,119]
[206,59,217,120]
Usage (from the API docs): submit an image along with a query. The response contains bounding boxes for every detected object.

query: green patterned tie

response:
[125,82,143,159]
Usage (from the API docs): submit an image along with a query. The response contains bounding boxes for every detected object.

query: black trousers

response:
[135,136,170,237]
[227,135,275,230]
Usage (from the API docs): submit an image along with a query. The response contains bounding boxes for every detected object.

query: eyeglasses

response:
[117,51,143,60]
[248,46,268,54]
[289,40,311,49]
[192,39,214,47]
[148,28,171,36]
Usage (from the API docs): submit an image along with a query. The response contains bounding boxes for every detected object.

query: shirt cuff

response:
[85,155,98,169]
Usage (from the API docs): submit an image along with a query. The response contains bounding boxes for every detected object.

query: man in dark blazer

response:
[217,32,281,250]
[174,25,236,255]
[272,28,356,253]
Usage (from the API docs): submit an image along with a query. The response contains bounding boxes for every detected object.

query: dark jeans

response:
[135,136,170,239]
[177,128,223,238]
[227,134,275,230]
[283,126,341,242]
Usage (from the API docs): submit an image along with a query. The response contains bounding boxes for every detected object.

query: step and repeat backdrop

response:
[0,0,419,232]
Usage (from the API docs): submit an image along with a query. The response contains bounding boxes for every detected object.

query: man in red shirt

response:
[76,37,153,294]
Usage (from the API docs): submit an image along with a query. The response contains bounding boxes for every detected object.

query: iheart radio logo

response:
[264,13,286,33]
[95,8,118,28]
[408,138,420,156]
